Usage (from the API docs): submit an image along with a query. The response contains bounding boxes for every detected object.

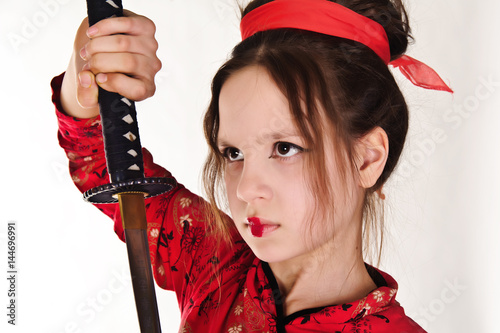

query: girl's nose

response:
[236,160,273,204]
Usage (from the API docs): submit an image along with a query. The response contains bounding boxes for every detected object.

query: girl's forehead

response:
[219,66,286,113]
[218,66,296,135]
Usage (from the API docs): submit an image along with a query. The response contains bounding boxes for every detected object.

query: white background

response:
[1,0,499,332]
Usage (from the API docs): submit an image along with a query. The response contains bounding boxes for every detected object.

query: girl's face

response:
[217,66,363,263]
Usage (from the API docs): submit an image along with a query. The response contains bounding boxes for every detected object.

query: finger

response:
[86,14,156,39]
[95,73,155,101]
[81,34,158,60]
[86,53,161,79]
[77,70,99,109]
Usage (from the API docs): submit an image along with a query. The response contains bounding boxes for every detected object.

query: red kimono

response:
[53,73,425,332]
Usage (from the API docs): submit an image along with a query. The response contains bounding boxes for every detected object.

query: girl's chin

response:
[246,241,301,264]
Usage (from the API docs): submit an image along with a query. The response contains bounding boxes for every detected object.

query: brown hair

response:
[202,0,412,265]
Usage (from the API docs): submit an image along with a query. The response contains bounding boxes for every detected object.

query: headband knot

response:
[240,0,452,93]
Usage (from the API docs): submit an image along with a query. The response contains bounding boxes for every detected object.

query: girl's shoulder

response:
[284,265,426,332]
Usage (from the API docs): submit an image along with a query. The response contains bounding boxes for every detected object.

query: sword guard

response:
[83,177,176,203]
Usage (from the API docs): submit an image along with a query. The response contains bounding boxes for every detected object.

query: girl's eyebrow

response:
[217,130,301,148]
[216,139,231,149]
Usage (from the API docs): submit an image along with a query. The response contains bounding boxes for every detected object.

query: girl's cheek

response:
[224,162,243,176]
[225,163,246,191]
[224,168,241,194]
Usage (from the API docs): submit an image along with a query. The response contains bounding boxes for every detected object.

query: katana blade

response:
[119,192,161,332]
[84,1,175,332]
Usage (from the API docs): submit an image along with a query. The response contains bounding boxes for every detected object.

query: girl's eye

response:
[222,147,244,162]
[272,142,304,158]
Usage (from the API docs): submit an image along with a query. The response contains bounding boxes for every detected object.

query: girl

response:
[53,0,450,331]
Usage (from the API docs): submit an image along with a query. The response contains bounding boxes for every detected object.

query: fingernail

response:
[87,26,98,37]
[82,62,90,71]
[79,46,87,60]
[79,72,91,88]
[96,73,107,84]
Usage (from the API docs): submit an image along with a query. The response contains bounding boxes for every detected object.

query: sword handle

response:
[86,0,144,183]
[86,2,163,333]
[87,0,123,26]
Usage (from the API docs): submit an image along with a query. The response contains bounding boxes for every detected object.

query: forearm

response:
[54,73,107,193]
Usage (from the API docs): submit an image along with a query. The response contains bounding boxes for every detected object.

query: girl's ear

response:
[355,127,389,189]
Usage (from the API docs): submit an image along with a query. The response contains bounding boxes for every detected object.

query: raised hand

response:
[61,10,161,118]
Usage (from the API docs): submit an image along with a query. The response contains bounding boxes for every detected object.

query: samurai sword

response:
[83,1,175,331]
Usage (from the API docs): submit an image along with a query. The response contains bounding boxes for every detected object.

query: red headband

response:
[240,0,453,93]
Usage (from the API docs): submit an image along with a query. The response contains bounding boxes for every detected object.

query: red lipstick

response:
[247,217,264,237]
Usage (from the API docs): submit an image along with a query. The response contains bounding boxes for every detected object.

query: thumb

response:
[77,70,99,110]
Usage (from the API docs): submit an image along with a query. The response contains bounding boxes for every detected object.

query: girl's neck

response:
[268,238,376,316]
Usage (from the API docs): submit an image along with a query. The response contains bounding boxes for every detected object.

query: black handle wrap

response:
[87,0,144,183]
[87,0,123,26]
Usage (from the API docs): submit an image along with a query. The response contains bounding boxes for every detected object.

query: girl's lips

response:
[246,217,279,238]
